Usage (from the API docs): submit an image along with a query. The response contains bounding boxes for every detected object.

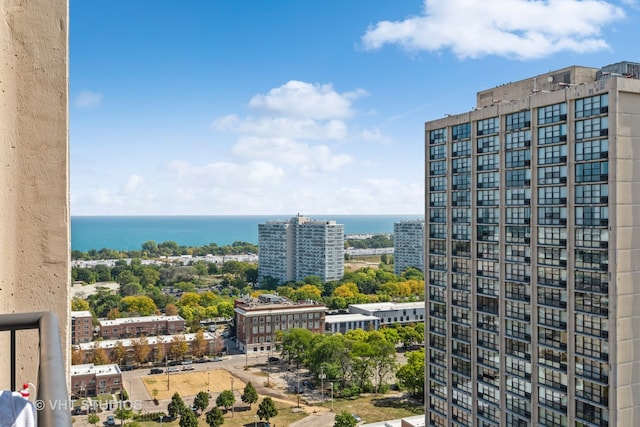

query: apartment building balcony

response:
[0,312,71,427]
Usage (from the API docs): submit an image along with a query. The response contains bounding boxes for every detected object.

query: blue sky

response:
[71,0,637,216]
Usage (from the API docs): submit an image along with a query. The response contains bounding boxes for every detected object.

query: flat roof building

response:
[98,315,185,339]
[349,301,425,326]
[425,61,640,426]
[70,363,122,397]
[234,294,326,354]
[71,311,94,345]
[394,219,425,275]
[258,215,345,284]
[324,313,381,334]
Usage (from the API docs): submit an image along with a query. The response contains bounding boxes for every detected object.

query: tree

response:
[132,336,152,364]
[279,328,313,367]
[168,392,187,419]
[71,347,85,365]
[192,329,208,358]
[256,397,277,423]
[111,341,127,366]
[169,335,189,361]
[165,303,179,316]
[71,298,91,312]
[91,345,110,365]
[193,391,210,413]
[87,413,99,426]
[215,390,235,413]
[241,382,258,409]
[206,406,225,427]
[121,295,157,316]
[395,348,425,400]
[334,411,358,427]
[114,407,133,425]
[179,409,198,427]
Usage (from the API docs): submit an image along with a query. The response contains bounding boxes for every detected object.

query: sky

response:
[71,0,638,216]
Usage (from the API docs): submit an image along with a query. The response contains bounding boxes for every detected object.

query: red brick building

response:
[70,363,122,397]
[71,311,94,344]
[99,315,185,339]
[234,294,326,354]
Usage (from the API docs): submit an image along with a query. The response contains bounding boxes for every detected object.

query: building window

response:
[575,183,608,204]
[575,138,608,161]
[505,130,531,150]
[506,300,530,321]
[429,192,447,208]
[538,327,567,351]
[477,135,500,153]
[575,249,608,271]
[452,139,471,157]
[430,208,446,223]
[575,335,608,361]
[538,307,567,329]
[477,117,499,135]
[452,157,471,174]
[506,188,531,206]
[505,244,530,262]
[538,348,567,371]
[538,165,567,185]
[506,207,531,225]
[575,228,609,249]
[429,128,447,145]
[575,206,608,226]
[506,375,531,399]
[575,93,608,118]
[537,266,567,287]
[506,110,531,131]
[505,149,531,168]
[452,207,471,224]
[429,160,446,176]
[538,286,567,308]
[477,171,499,188]
[538,186,567,205]
[575,292,608,316]
[478,154,499,171]
[429,176,446,191]
[452,172,471,190]
[537,247,567,267]
[575,117,608,141]
[429,239,446,255]
[451,241,471,257]
[477,243,499,260]
[429,144,446,160]
[477,190,499,207]
[576,313,608,338]
[452,123,471,141]
[538,124,567,145]
[537,207,567,226]
[538,144,567,165]
[506,169,531,187]
[451,190,471,207]
[477,208,499,224]
[538,102,567,125]
[576,161,608,183]
[505,226,530,244]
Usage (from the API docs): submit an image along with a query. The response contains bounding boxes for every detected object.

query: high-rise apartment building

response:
[394,219,425,275]
[425,61,640,427]
[258,215,345,283]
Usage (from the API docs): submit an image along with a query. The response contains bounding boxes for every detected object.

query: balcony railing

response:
[0,311,71,427]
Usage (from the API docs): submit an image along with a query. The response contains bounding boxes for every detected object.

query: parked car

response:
[150,368,164,375]
[106,415,116,426]
[120,365,135,371]
[168,360,180,366]
[210,357,223,362]
[181,359,193,365]
[168,367,179,373]
[267,356,280,363]
[182,365,195,371]
[195,358,209,363]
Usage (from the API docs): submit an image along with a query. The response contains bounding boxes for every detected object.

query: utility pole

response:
[330,382,334,412]
[231,377,235,418]
[165,355,169,391]
[320,366,325,406]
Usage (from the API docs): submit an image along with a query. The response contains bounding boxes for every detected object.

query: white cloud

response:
[361,0,626,60]
[74,90,103,108]
[360,128,392,144]
[213,115,348,140]
[123,174,144,193]
[248,80,367,119]
[231,137,352,175]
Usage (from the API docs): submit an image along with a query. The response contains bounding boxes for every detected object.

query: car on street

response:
[210,357,223,362]
[168,367,179,373]
[106,415,116,426]
[168,360,180,366]
[268,356,280,363]
[120,365,135,371]
[181,359,193,365]
[150,368,164,374]
[182,365,195,371]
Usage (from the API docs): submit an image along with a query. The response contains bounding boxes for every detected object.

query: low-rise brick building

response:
[70,363,122,397]
[99,315,185,339]
[71,310,94,344]
[234,294,326,354]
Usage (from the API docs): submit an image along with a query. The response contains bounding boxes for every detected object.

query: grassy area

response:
[135,394,423,426]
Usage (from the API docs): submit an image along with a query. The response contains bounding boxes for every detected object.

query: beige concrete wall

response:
[0,0,69,389]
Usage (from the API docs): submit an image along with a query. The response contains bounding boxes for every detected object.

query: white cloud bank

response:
[361,0,626,60]
[74,90,103,108]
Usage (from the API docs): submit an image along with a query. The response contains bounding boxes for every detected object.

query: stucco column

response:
[0,0,69,388]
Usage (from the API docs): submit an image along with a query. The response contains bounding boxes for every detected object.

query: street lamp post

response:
[330,382,334,412]
[319,366,325,407]
[231,377,235,418]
